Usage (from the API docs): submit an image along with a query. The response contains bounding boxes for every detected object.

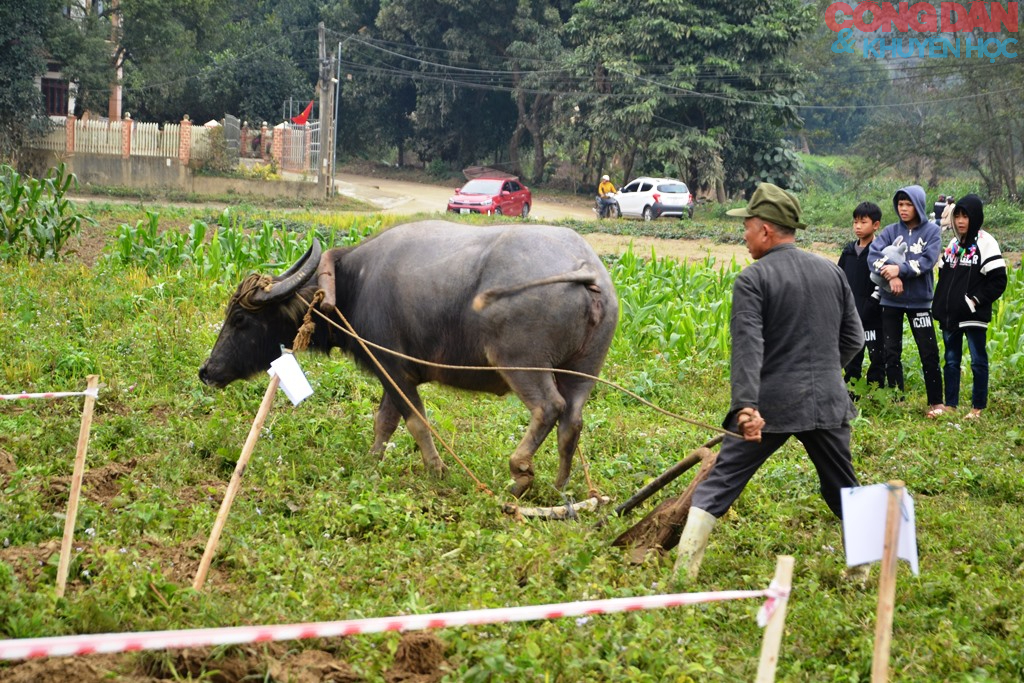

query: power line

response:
[330,30,1024,112]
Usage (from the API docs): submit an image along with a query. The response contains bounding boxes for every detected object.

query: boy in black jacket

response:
[838,202,885,389]
[932,194,1007,419]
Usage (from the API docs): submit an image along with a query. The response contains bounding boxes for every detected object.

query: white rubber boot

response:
[672,507,717,583]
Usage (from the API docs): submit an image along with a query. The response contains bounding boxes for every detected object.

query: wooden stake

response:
[871,480,905,683]
[193,375,280,590]
[56,375,99,598]
[755,555,795,683]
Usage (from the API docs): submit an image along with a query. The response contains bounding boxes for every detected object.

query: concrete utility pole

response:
[326,48,336,198]
[318,22,333,199]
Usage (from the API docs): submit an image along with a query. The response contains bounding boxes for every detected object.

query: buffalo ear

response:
[252,239,322,304]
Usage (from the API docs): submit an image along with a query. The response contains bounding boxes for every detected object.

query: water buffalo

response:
[199,220,618,497]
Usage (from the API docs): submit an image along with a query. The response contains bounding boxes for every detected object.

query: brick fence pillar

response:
[121,112,132,158]
[179,115,191,165]
[271,123,284,167]
[66,114,76,154]
[260,122,269,161]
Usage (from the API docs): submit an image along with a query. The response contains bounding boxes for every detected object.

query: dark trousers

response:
[691,419,859,519]
[844,324,885,386]
[942,327,990,409]
[880,306,943,405]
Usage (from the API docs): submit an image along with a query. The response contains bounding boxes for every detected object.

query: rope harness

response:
[278,291,743,511]
[295,293,742,441]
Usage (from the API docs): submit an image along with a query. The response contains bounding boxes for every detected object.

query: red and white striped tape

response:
[0,587,786,660]
[1,388,99,401]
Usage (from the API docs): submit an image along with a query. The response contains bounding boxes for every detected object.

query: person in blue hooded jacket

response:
[868,185,945,416]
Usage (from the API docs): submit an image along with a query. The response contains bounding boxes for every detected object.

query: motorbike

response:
[593,195,619,219]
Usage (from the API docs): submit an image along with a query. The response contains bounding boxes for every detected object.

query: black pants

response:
[691,420,859,519]
[880,306,943,405]
[844,324,885,387]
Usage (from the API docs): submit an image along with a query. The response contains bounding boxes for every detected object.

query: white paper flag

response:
[841,484,919,575]
[268,353,313,406]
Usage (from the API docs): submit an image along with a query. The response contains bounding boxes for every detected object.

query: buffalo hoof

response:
[422,456,448,478]
[509,476,534,499]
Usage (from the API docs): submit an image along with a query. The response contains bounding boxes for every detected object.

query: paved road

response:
[334,172,595,221]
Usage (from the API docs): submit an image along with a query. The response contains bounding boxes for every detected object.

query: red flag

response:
[291,100,313,125]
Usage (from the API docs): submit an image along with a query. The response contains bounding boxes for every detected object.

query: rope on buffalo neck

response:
[296,293,742,441]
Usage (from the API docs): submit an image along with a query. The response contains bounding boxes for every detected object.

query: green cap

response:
[726,183,807,230]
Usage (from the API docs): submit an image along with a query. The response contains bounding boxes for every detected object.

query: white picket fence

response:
[35,119,66,152]
[129,121,180,158]
[190,126,212,161]
[31,116,298,168]
[27,118,191,160]
[74,118,122,155]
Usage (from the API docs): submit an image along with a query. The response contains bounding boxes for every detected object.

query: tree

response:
[788,0,893,154]
[854,34,1024,199]
[0,0,62,163]
[563,0,816,195]
[47,0,118,117]
[116,0,313,124]
[920,57,1023,198]
[372,0,523,170]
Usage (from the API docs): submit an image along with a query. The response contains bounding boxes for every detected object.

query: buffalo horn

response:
[251,238,322,304]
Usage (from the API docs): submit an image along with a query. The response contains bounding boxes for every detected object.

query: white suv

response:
[612,177,694,220]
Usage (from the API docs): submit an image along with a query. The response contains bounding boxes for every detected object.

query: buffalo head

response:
[198,240,322,387]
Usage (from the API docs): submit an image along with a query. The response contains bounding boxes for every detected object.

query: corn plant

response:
[609,248,740,366]
[0,163,92,261]
[990,265,1024,376]
[106,210,380,282]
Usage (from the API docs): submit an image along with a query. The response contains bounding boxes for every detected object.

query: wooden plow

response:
[612,435,722,564]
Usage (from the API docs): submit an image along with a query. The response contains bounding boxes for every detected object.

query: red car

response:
[447,177,531,218]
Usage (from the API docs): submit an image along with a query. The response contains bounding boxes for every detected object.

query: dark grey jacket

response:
[729,243,863,433]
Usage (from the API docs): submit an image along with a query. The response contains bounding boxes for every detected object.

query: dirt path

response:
[334,172,754,264]
[334,171,594,222]
[581,233,751,264]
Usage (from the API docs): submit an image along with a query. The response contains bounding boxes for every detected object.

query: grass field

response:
[1,198,1023,681]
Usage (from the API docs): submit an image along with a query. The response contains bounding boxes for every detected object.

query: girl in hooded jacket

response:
[932,194,1008,419]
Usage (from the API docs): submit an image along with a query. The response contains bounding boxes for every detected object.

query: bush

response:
[235,160,281,181]
[191,126,236,175]
[426,158,451,180]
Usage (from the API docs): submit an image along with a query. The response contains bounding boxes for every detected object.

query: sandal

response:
[963,409,982,420]
[925,405,950,419]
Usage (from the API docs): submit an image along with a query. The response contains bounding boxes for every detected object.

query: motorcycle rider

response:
[596,174,617,218]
